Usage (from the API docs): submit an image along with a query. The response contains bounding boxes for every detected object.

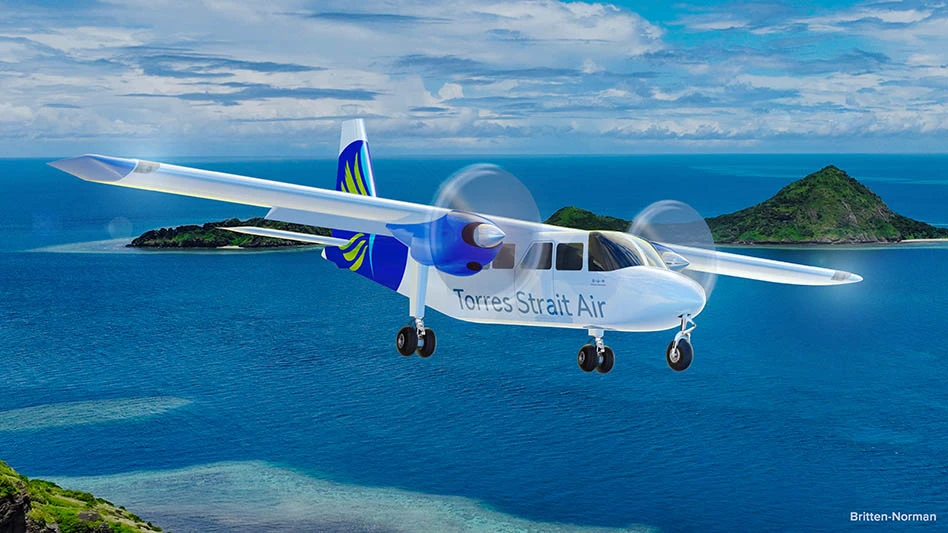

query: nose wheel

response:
[578,330,614,374]
[666,315,695,371]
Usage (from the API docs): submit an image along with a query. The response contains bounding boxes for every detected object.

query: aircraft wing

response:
[47,154,573,241]
[658,243,863,286]
[43,155,435,235]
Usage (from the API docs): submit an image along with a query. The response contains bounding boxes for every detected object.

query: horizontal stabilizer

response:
[660,243,863,285]
[223,226,349,246]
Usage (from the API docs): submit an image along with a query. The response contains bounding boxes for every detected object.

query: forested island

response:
[129,217,330,248]
[129,165,947,248]
[1,461,160,532]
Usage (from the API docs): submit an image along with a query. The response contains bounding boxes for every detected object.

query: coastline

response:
[26,239,325,254]
[717,238,948,251]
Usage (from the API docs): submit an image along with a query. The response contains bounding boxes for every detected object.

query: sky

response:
[2,0,948,156]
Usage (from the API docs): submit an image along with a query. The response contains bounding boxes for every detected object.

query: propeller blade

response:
[630,200,718,298]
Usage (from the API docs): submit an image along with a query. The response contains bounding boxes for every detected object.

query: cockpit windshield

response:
[588,231,666,271]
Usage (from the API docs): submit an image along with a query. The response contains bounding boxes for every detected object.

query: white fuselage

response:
[395,228,707,333]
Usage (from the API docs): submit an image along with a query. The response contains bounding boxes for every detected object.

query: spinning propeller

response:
[630,200,718,299]
[387,164,540,286]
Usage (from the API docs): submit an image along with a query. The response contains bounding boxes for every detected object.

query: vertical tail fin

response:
[325,119,408,291]
[336,119,377,197]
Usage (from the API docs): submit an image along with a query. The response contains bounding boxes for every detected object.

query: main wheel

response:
[666,338,693,371]
[597,347,615,374]
[577,344,599,372]
[416,328,437,358]
[396,326,418,356]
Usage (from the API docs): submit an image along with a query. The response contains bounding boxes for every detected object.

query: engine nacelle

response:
[388,211,504,276]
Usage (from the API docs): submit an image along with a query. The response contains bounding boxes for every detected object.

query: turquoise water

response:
[1,156,946,532]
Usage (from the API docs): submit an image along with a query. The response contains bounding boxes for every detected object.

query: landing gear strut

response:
[666,315,695,372]
[396,260,437,358]
[578,329,614,374]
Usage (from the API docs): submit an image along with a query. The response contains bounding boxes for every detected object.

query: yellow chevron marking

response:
[340,233,364,252]
[344,161,358,195]
[353,152,368,196]
[349,247,366,271]
[343,239,366,261]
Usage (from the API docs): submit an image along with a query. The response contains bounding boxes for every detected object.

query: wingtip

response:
[47,154,138,182]
[832,270,863,284]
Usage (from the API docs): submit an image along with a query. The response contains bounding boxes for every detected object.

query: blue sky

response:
[2,0,947,156]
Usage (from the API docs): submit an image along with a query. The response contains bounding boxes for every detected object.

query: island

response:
[1,460,160,533]
[129,217,329,248]
[704,165,948,244]
[129,165,947,248]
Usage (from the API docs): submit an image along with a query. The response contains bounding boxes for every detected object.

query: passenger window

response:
[556,242,584,271]
[491,243,516,269]
[521,242,552,270]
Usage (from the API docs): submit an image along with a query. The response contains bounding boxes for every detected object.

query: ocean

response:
[1,155,946,532]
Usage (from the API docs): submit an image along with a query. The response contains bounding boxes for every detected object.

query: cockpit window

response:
[589,232,639,271]
[588,232,666,271]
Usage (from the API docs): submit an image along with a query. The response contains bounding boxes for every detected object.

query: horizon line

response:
[6,152,948,161]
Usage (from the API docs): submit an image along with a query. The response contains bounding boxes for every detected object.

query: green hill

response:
[545,166,947,244]
[1,460,160,532]
[705,166,948,244]
[542,206,630,232]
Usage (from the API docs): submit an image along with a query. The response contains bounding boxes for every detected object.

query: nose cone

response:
[472,223,505,248]
[670,273,707,318]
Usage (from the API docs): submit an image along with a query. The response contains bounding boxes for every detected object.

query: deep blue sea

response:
[1,155,946,532]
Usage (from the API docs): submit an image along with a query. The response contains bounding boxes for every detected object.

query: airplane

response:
[49,119,863,374]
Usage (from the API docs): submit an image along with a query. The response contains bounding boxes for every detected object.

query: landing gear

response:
[577,345,599,372]
[598,347,615,374]
[396,326,418,357]
[396,319,437,358]
[417,327,436,358]
[666,315,696,372]
[396,261,437,358]
[578,329,614,374]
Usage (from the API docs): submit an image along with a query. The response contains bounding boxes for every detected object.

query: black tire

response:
[597,346,615,374]
[416,328,436,358]
[396,326,418,356]
[666,338,693,372]
[577,344,599,372]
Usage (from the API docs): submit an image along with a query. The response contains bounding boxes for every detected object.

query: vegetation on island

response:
[129,217,330,248]
[0,460,161,533]
[705,165,948,244]
[131,166,947,248]
[542,207,630,232]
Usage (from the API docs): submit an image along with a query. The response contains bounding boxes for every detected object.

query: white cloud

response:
[438,83,464,100]
[0,0,947,154]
